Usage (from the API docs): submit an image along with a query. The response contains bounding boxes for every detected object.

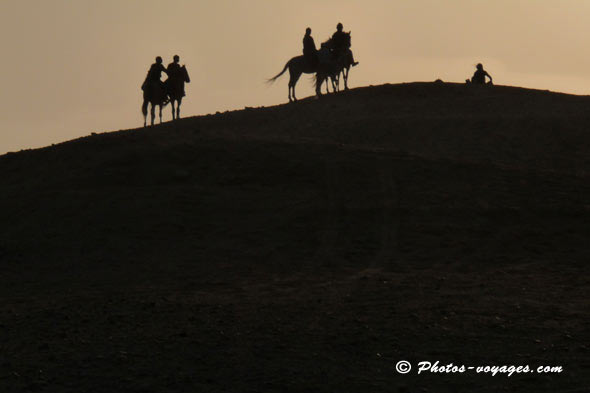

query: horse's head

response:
[345,31,351,48]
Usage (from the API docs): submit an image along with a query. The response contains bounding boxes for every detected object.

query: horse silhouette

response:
[166,65,190,120]
[267,54,316,102]
[267,32,352,102]
[315,33,354,97]
[141,81,168,126]
[329,50,355,91]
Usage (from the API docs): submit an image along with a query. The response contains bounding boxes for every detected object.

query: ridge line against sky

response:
[2,0,590,154]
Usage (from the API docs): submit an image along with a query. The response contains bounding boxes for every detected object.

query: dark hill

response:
[1,83,588,392]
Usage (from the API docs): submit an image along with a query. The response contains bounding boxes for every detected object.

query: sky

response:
[1,0,590,154]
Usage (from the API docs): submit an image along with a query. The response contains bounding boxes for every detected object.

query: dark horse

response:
[267,54,316,102]
[327,50,355,92]
[166,65,190,120]
[268,32,352,101]
[315,33,355,96]
[142,81,168,126]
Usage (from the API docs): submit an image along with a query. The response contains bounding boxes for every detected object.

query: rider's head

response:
[173,55,180,63]
[476,63,483,70]
[306,27,311,35]
[337,23,343,31]
[155,56,163,64]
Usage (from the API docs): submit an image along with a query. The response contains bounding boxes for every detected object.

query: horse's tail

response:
[141,99,148,116]
[266,60,290,84]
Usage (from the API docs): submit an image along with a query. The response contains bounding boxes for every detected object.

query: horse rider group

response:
[143,23,358,102]
[303,22,359,68]
[142,23,494,111]
[142,55,186,100]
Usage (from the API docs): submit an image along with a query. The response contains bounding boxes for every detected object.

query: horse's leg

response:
[177,98,182,119]
[159,105,163,123]
[142,100,148,127]
[289,67,301,102]
[344,66,350,90]
[292,76,300,102]
[290,70,302,102]
[287,68,292,102]
[315,73,324,97]
[342,68,348,90]
[171,100,176,120]
[150,103,155,125]
[287,69,295,102]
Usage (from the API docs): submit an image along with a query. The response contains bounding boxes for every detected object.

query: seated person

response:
[467,63,493,84]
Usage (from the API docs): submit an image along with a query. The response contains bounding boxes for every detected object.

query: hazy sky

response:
[1,0,590,153]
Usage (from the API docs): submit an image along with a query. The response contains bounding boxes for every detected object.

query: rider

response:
[166,55,186,97]
[469,63,493,84]
[331,22,358,66]
[142,56,169,96]
[302,27,318,67]
[167,55,182,78]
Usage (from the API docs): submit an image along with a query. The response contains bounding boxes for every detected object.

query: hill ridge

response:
[2,82,589,179]
[0,81,589,392]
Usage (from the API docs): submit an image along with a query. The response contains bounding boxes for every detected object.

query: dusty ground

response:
[0,83,589,392]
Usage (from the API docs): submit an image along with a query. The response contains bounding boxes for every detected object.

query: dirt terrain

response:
[0,82,589,392]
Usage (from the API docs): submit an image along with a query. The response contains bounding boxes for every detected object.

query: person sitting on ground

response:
[331,22,358,66]
[302,27,318,67]
[468,63,493,85]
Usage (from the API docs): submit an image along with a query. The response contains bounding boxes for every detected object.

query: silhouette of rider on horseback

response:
[166,55,186,97]
[331,23,358,66]
[303,27,318,67]
[142,56,168,98]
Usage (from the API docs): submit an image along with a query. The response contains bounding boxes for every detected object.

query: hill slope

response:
[0,83,588,392]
